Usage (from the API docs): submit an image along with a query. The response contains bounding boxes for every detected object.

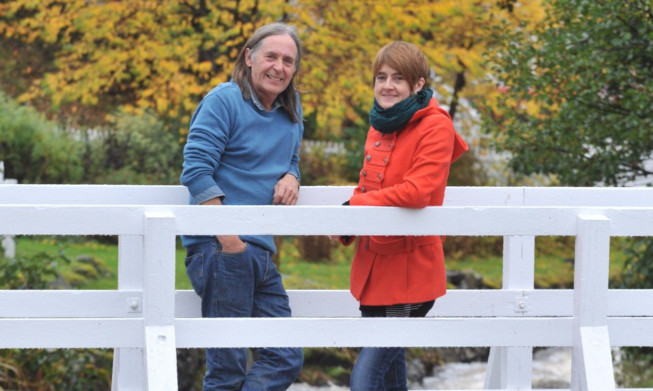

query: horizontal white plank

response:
[175,317,574,348]
[4,289,653,318]
[0,205,145,235]
[0,184,190,205]
[0,185,355,206]
[607,290,653,316]
[166,315,653,349]
[3,185,653,207]
[1,316,652,349]
[5,205,652,236]
[290,289,653,318]
[0,318,143,348]
[522,187,653,207]
[607,318,653,346]
[0,290,144,318]
[171,205,582,236]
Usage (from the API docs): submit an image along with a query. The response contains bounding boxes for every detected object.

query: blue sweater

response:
[180,81,303,252]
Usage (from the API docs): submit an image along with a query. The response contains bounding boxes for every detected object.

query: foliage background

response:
[0,0,543,139]
[1,0,653,389]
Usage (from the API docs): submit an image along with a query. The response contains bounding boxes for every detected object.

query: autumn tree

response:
[296,0,545,137]
[1,0,545,138]
[484,0,653,186]
[0,0,288,130]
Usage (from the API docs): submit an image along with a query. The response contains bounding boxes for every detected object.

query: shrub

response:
[0,92,85,183]
[0,242,113,390]
[91,110,183,185]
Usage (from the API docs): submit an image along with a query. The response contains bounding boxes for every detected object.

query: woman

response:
[338,41,468,390]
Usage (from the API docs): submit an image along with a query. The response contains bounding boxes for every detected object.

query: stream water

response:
[288,347,573,390]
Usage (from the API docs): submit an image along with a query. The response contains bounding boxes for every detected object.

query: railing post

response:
[112,235,146,391]
[1,234,15,259]
[142,211,177,391]
[571,215,615,391]
[485,235,535,389]
[0,161,17,259]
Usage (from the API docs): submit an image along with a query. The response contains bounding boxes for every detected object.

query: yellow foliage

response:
[0,0,545,136]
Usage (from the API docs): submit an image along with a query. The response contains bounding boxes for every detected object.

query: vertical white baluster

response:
[142,212,177,391]
[571,215,615,391]
[1,161,17,259]
[112,235,145,391]
[485,235,535,389]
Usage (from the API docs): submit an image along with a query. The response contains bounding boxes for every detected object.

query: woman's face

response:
[374,64,424,109]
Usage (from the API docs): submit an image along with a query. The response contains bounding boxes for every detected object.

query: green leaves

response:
[485,0,653,186]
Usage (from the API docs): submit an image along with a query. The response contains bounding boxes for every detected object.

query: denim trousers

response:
[350,301,434,391]
[184,239,303,391]
[350,310,407,391]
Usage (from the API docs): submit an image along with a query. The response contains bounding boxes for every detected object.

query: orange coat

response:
[345,98,468,306]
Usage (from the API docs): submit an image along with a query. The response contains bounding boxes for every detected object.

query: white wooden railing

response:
[1,185,653,391]
[0,161,17,258]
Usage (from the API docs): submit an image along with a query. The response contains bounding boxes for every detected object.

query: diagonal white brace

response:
[571,215,614,391]
[578,326,615,391]
[144,325,178,391]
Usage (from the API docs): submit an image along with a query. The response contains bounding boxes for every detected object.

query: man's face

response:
[245,34,298,109]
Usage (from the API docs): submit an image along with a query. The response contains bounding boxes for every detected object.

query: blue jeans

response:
[350,302,434,391]
[351,346,407,391]
[185,240,303,391]
[350,310,407,391]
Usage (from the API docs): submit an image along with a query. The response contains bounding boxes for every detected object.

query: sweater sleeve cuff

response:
[287,165,301,182]
[192,184,225,205]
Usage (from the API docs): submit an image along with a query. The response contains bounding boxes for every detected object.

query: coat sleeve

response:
[349,115,456,208]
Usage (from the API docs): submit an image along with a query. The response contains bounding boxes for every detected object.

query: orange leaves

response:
[0,0,280,126]
[0,0,545,137]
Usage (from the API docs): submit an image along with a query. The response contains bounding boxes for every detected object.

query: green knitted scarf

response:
[369,88,433,134]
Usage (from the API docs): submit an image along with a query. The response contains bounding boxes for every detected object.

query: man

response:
[180,23,304,390]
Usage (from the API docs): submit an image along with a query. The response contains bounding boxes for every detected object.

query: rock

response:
[446,270,485,289]
[438,347,489,363]
[406,357,426,385]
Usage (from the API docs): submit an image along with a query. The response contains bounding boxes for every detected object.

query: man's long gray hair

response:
[231,23,302,123]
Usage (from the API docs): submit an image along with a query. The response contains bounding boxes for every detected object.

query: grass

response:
[11,235,630,290]
[14,236,191,290]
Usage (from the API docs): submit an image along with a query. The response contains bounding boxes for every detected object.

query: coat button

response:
[383,157,388,164]
[389,143,393,148]
[378,173,382,179]
[362,186,366,192]
[362,170,367,176]
[374,141,380,147]
[366,155,371,161]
